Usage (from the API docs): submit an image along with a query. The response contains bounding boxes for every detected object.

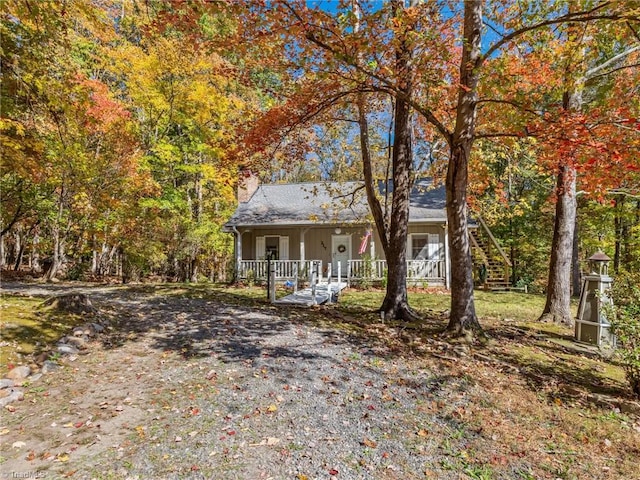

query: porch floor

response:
[274,281,348,306]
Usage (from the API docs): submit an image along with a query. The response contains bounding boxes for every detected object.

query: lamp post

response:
[575,250,615,347]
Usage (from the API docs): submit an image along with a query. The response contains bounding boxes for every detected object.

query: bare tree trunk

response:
[379,88,416,320]
[445,0,482,335]
[13,226,22,271]
[31,230,41,273]
[613,195,623,273]
[0,233,6,269]
[46,191,66,281]
[572,213,581,296]
[539,163,577,324]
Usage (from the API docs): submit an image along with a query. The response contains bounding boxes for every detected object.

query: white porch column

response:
[235,229,243,276]
[370,236,375,258]
[300,228,309,262]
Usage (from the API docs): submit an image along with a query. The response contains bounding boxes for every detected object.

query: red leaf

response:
[328,468,339,475]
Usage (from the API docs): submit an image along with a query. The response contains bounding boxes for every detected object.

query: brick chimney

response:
[238,168,260,203]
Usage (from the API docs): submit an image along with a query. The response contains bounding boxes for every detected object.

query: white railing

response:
[238,260,322,281]
[348,259,388,279]
[238,258,445,284]
[348,259,446,283]
[407,259,445,281]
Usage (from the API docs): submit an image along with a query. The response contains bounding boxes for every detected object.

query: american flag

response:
[358,229,372,255]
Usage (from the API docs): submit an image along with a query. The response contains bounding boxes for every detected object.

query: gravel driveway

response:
[0,283,524,479]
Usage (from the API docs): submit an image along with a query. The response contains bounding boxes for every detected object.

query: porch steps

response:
[274,282,348,307]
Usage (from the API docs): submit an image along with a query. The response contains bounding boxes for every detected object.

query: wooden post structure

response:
[269,261,276,303]
[266,257,271,300]
[311,261,317,305]
[293,262,298,293]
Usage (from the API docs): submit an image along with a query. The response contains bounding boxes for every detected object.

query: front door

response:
[331,235,351,276]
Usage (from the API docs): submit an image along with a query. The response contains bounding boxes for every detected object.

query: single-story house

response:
[223,171,510,288]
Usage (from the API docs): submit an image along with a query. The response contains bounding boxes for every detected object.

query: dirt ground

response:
[0,282,639,480]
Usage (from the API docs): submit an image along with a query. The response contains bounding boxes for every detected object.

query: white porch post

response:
[300,228,309,262]
[370,235,376,258]
[235,229,243,278]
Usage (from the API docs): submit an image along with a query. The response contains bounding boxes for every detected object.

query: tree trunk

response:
[46,224,63,281]
[13,226,22,271]
[0,233,6,269]
[571,213,581,296]
[445,0,482,335]
[46,191,66,281]
[379,89,416,320]
[539,33,583,324]
[364,0,418,322]
[539,163,577,324]
[31,230,41,273]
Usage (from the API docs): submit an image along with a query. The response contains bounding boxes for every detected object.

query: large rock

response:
[0,379,15,389]
[57,344,79,355]
[0,389,24,408]
[42,361,61,374]
[90,322,105,334]
[66,335,89,349]
[6,365,31,381]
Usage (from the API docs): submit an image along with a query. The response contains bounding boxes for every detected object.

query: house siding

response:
[238,223,446,262]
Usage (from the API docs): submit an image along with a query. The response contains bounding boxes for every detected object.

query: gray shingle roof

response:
[224,179,447,228]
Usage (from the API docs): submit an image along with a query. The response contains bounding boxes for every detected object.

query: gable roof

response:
[224,178,447,229]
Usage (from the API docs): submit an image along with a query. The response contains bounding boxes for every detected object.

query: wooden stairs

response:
[470,218,512,291]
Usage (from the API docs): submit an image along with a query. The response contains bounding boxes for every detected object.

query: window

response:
[265,236,279,260]
[410,233,441,260]
[411,235,429,260]
[256,236,289,260]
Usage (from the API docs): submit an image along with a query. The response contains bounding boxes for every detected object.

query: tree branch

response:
[281,1,453,145]
[476,98,544,118]
[479,2,639,68]
[585,45,640,79]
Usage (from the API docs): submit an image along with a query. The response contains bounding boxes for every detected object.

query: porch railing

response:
[407,259,445,281]
[238,260,321,281]
[348,259,446,285]
[348,259,388,280]
[238,258,446,285]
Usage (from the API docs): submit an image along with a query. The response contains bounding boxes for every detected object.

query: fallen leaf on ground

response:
[361,438,377,448]
[12,441,26,449]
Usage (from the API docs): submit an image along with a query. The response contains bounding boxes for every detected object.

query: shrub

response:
[607,271,640,398]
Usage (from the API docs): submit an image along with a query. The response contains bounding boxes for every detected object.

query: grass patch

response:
[0,293,87,373]
[340,288,555,323]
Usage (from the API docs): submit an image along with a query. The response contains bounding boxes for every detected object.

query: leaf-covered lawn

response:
[1,284,638,479]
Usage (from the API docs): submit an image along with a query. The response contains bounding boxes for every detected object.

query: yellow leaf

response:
[267,404,277,413]
[57,453,70,462]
